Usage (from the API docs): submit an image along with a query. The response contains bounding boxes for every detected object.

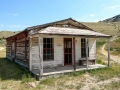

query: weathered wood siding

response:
[16,33,26,61]
[6,31,29,67]
[43,37,64,68]
[42,36,96,67]
[6,37,15,60]
[89,38,96,59]
[75,38,96,62]
[30,37,40,70]
[75,37,81,63]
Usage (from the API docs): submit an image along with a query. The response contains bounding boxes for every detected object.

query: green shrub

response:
[96,40,107,49]
[21,74,33,83]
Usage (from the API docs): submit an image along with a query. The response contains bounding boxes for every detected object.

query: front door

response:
[64,38,72,65]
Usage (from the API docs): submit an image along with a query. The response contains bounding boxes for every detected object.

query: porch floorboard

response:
[43,64,106,76]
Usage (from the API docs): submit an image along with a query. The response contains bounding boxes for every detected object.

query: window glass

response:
[43,38,54,61]
[81,38,89,57]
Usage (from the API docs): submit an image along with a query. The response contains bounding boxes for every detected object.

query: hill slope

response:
[82,22,120,36]
[101,14,120,22]
[0,31,21,38]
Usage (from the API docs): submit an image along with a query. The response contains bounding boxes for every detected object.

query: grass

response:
[103,81,120,90]
[0,47,36,90]
[0,44,120,90]
[40,78,55,86]
[96,39,107,49]
[83,22,120,36]
[0,31,21,38]
[105,38,120,56]
[0,22,120,89]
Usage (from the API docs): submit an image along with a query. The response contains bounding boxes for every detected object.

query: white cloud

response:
[5,13,10,16]
[108,5,120,9]
[5,13,18,16]
[13,14,18,16]
[7,24,28,28]
[89,14,97,17]
[8,25,21,28]
[92,20,99,22]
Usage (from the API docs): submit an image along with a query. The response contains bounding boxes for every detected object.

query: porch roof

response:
[35,27,111,38]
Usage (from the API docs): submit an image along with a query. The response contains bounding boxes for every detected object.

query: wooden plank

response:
[73,37,76,70]
[29,38,32,71]
[39,37,43,76]
[86,38,88,70]
[25,31,27,60]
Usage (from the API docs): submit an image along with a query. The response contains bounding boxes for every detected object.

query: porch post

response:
[39,37,43,76]
[86,38,88,70]
[108,38,110,67]
[73,37,76,71]
[25,31,27,60]
[29,37,32,71]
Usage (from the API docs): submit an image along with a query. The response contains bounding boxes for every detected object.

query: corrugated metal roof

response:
[37,27,111,38]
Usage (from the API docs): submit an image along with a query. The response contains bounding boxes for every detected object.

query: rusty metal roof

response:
[37,27,111,38]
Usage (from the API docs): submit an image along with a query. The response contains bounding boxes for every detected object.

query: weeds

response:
[21,74,35,83]
[40,78,55,86]
[102,81,120,90]
[96,39,107,49]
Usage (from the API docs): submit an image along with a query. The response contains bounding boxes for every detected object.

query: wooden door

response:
[64,38,72,65]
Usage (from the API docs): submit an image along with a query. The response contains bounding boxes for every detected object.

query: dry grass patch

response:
[105,38,120,56]
[83,22,119,36]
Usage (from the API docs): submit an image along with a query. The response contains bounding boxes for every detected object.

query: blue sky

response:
[0,0,120,31]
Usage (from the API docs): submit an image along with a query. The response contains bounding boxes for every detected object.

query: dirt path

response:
[100,41,120,64]
[0,47,5,51]
[80,74,120,90]
[81,37,120,90]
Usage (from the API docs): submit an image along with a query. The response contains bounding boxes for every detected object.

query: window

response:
[43,38,54,61]
[11,42,15,57]
[81,38,89,58]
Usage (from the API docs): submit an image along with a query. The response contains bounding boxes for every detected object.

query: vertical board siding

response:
[43,37,64,68]
[89,38,96,59]
[42,37,96,68]
[75,37,81,62]
[30,37,40,70]
[7,33,96,69]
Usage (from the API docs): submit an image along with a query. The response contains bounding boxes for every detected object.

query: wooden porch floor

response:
[43,64,106,76]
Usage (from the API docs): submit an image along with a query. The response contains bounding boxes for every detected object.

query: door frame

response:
[64,38,72,65]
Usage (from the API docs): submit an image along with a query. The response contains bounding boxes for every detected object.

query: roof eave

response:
[30,33,112,38]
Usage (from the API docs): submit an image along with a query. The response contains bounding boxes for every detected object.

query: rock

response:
[28,82,36,88]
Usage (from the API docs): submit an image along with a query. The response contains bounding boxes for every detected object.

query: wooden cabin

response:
[6,18,111,78]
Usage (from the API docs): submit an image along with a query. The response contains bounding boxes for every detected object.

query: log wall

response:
[6,31,29,68]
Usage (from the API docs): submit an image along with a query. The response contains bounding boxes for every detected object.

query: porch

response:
[32,64,106,77]
[29,26,111,79]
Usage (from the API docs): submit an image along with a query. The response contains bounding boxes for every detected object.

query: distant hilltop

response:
[100,14,120,22]
[0,31,21,39]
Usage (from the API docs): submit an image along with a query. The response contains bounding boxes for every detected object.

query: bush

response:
[21,74,34,83]
[96,40,106,49]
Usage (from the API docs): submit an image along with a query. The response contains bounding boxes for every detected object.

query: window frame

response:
[43,38,54,61]
[81,38,89,58]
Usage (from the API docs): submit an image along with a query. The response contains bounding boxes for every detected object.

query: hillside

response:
[0,31,21,39]
[101,14,120,22]
[83,22,120,36]
[0,20,120,39]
